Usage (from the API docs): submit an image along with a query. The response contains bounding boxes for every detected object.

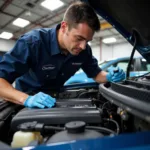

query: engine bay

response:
[0,76,150,148]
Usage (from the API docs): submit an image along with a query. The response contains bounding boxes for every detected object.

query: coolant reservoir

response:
[11,131,43,148]
[48,121,103,143]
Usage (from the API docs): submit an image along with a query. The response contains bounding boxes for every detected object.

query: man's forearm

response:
[0,78,28,105]
[93,71,108,83]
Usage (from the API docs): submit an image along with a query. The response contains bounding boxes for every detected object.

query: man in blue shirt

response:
[0,2,125,108]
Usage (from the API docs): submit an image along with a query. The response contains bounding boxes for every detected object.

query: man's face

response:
[61,22,94,55]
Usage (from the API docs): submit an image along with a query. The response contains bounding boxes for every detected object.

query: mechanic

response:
[0,2,125,109]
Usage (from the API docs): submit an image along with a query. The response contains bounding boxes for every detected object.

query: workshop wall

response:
[0,39,141,61]
[0,39,15,52]
[91,42,141,61]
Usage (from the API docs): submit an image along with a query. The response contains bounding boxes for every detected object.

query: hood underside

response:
[82,0,150,62]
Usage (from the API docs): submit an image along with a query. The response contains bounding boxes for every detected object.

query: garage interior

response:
[0,0,140,60]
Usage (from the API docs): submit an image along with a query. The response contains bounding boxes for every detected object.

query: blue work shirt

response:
[0,24,101,94]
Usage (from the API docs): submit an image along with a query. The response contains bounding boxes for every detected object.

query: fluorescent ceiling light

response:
[0,32,13,39]
[88,42,91,46]
[13,18,30,28]
[102,37,117,44]
[41,0,64,11]
[142,58,146,62]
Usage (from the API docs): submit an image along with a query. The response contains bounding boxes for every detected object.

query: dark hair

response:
[63,1,100,32]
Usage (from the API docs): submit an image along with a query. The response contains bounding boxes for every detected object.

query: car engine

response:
[0,77,150,148]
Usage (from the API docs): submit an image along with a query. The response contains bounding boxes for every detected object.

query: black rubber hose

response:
[44,126,64,131]
[44,124,117,135]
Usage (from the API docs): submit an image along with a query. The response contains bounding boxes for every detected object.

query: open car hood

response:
[82,0,150,63]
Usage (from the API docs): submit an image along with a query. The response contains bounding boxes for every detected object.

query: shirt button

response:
[61,73,64,76]
[46,75,49,77]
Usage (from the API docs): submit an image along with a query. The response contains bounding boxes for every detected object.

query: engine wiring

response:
[96,100,120,135]
[103,118,120,134]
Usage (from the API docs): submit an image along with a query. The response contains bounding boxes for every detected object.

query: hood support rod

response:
[126,31,137,79]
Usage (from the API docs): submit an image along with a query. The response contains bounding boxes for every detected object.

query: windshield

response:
[75,60,110,75]
[75,57,150,76]
[99,61,110,68]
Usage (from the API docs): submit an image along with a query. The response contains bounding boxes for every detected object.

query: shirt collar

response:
[50,24,62,55]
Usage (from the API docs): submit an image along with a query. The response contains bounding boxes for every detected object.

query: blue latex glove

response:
[106,66,125,82]
[24,92,56,109]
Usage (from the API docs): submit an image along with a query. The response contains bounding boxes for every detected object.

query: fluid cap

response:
[65,121,86,133]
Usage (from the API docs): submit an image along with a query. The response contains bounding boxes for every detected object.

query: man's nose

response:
[79,41,86,50]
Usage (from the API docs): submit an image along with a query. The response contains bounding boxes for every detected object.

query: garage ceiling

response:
[0,0,127,46]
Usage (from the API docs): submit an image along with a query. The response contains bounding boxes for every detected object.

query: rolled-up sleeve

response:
[81,46,102,78]
[0,38,31,84]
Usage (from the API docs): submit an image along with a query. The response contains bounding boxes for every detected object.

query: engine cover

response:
[11,98,101,131]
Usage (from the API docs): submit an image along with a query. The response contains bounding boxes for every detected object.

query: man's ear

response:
[60,21,68,33]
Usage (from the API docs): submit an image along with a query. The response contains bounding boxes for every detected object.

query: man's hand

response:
[106,66,125,82]
[24,92,56,108]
